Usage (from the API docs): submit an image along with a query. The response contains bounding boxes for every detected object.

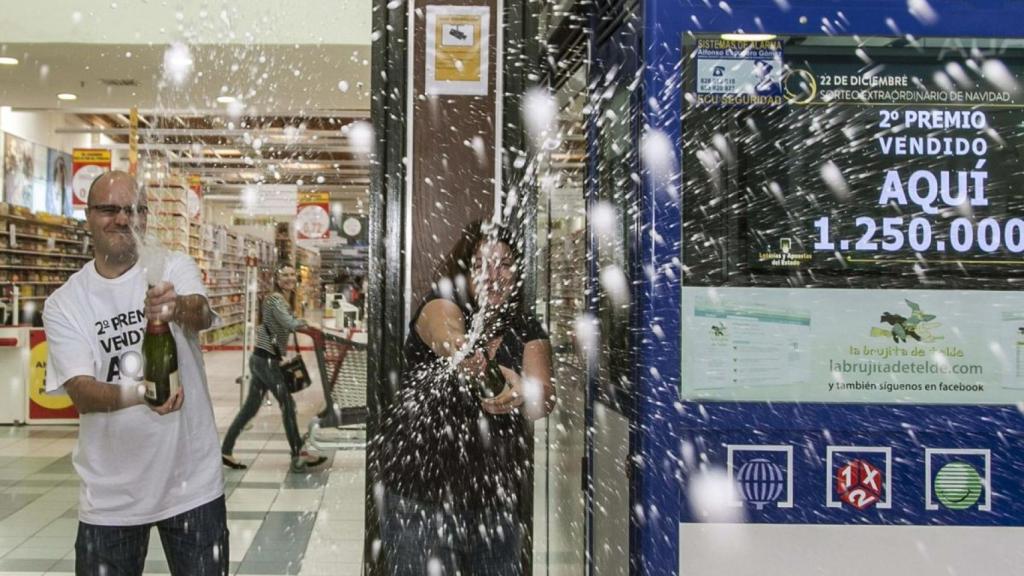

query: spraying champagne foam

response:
[138,235,169,287]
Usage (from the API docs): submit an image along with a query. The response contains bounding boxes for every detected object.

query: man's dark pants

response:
[75,495,229,576]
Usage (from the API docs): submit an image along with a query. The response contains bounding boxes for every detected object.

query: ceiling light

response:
[720,33,778,42]
[0,57,19,66]
[216,95,237,104]
[56,93,78,101]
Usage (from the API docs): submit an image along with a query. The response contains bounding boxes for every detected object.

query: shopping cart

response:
[299,326,369,451]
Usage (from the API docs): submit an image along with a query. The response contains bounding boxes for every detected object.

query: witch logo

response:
[872,299,942,344]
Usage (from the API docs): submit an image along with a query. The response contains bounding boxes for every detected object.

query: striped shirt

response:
[256,292,306,356]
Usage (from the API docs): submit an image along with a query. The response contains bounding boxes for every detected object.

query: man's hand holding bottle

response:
[142,281,184,415]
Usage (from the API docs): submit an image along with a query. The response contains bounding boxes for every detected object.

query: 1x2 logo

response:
[826,446,893,510]
[835,459,884,510]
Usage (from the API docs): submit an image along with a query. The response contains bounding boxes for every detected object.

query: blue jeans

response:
[381,491,523,576]
[222,353,304,458]
[75,495,228,576]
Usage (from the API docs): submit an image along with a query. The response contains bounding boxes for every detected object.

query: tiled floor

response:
[0,349,367,576]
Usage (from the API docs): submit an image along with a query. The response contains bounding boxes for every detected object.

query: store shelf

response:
[146,195,187,206]
[0,206,92,319]
[193,223,275,345]
[5,233,82,245]
[0,213,81,231]
[0,265,80,271]
[0,249,91,260]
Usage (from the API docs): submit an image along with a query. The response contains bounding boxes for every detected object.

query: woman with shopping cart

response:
[221,265,328,473]
[377,220,556,576]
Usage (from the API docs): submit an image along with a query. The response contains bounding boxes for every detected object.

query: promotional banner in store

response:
[2,132,45,210]
[71,148,111,208]
[27,329,78,421]
[295,191,330,240]
[233,184,297,217]
[47,149,72,216]
[187,174,203,221]
[341,215,368,245]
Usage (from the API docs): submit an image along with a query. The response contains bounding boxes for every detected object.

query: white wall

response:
[680,524,1024,575]
[0,109,95,152]
[0,0,370,46]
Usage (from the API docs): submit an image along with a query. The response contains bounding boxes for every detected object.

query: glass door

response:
[533,49,589,576]
[588,6,640,575]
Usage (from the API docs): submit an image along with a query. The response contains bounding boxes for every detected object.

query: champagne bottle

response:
[143,320,179,406]
[476,356,507,400]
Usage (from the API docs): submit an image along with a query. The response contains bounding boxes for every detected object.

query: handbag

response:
[278,332,312,394]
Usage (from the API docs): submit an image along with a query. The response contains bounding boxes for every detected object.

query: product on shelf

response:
[0,203,91,325]
[194,223,276,346]
[146,180,190,253]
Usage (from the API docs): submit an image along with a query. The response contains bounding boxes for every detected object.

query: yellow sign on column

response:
[434,15,483,82]
[425,5,490,96]
[128,107,139,176]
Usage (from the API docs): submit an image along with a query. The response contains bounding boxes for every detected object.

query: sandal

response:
[221,455,248,470]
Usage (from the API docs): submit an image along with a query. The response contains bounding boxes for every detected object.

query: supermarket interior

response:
[0,2,376,575]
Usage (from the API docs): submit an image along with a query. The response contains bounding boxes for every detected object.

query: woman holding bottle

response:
[377,221,556,576]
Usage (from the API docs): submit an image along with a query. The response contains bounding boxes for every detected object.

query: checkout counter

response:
[324,292,362,329]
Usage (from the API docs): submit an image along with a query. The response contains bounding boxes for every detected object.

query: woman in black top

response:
[378,221,555,576]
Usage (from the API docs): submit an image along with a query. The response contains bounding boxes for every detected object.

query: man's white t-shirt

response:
[43,252,223,526]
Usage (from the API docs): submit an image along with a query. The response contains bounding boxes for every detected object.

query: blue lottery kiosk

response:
[585,1,1024,574]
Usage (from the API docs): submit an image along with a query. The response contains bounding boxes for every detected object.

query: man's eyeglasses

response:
[87,204,149,218]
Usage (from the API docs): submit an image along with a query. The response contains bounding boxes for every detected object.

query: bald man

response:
[42,171,228,576]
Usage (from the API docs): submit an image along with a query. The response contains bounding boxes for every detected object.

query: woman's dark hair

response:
[436,219,524,315]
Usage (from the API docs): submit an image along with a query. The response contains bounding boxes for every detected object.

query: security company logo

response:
[726,445,794,510]
[925,448,992,512]
[826,446,893,510]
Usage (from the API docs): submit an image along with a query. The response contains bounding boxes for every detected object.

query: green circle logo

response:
[934,462,983,510]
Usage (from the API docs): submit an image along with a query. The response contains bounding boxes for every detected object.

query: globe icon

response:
[736,458,786,510]
[934,461,983,510]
